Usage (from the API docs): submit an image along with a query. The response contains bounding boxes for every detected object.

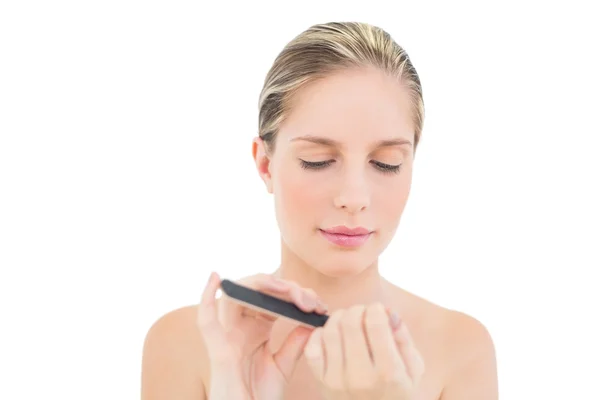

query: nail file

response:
[220,279,329,328]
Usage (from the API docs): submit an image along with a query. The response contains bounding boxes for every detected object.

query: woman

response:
[141,21,498,399]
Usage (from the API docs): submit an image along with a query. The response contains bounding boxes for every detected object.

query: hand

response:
[197,271,327,400]
[303,304,425,400]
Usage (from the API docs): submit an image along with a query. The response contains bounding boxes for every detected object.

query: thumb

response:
[272,325,312,379]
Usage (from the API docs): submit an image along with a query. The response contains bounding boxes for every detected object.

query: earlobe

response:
[252,137,273,194]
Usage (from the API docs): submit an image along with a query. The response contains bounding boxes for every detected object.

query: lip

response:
[319,226,373,248]
[321,225,373,236]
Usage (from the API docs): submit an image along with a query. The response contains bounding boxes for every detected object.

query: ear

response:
[252,136,273,194]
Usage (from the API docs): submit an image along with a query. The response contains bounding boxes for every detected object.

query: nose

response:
[333,170,371,214]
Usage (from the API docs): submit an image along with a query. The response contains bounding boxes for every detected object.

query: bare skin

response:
[141,65,498,399]
[141,276,496,399]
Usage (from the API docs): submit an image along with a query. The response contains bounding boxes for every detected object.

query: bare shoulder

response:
[387,285,498,399]
[141,305,208,400]
[390,284,496,353]
[438,307,498,399]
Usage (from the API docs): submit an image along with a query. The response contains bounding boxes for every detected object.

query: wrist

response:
[208,382,250,400]
[209,369,250,400]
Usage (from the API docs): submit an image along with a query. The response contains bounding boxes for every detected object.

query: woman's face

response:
[253,66,415,277]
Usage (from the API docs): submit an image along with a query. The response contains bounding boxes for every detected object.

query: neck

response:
[271,240,392,312]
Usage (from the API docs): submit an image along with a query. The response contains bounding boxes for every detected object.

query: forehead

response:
[279,66,415,148]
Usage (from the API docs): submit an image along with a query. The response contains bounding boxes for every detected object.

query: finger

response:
[237,275,321,315]
[283,281,324,313]
[197,271,224,337]
[392,317,425,382]
[365,304,407,380]
[341,305,375,383]
[304,288,328,314]
[321,310,345,389]
[304,327,325,380]
[274,325,313,380]
[253,274,293,294]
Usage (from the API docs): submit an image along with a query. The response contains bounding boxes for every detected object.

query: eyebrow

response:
[289,134,413,148]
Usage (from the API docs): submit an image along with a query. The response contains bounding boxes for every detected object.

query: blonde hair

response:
[258,21,425,155]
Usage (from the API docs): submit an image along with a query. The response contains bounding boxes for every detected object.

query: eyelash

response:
[299,159,402,174]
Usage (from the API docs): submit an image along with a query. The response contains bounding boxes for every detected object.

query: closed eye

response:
[299,159,334,170]
[299,159,402,174]
[370,160,402,174]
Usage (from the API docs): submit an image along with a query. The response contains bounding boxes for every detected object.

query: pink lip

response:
[322,225,372,235]
[319,226,373,248]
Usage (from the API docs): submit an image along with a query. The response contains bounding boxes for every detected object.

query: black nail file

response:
[220,279,329,328]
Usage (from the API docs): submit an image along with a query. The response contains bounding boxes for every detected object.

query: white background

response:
[1,1,599,399]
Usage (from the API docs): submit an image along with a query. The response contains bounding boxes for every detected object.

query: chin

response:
[308,252,374,278]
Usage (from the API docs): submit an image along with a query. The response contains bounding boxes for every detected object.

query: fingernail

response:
[389,311,401,330]
[319,301,328,313]
[314,300,327,314]
[302,293,317,309]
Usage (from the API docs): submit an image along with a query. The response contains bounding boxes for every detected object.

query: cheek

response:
[375,172,412,222]
[275,165,326,225]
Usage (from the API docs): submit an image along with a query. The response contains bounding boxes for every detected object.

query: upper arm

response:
[141,306,207,400]
[440,312,498,400]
